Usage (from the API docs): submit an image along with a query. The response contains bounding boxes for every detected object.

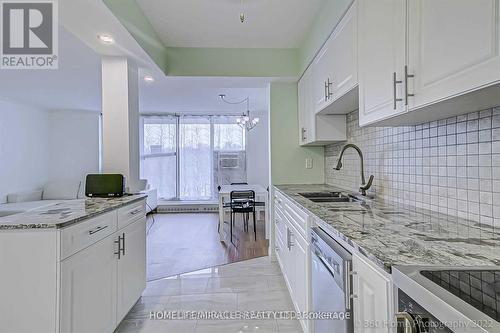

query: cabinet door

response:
[358,0,406,126]
[60,235,117,333]
[352,253,392,333]
[292,232,309,332]
[331,0,358,100]
[116,218,147,322]
[313,41,335,113]
[298,68,312,145]
[408,0,500,111]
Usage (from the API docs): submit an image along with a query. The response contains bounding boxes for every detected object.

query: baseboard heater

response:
[157,204,219,213]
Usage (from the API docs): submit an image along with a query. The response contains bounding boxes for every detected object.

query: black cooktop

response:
[420,270,500,322]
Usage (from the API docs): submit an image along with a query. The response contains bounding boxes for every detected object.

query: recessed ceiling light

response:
[144,75,155,83]
[97,34,114,45]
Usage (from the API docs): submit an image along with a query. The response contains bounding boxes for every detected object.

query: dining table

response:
[218,184,268,244]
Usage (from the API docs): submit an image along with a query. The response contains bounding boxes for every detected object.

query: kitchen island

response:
[0,195,147,333]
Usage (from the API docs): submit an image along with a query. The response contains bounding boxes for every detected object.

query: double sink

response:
[299,191,361,203]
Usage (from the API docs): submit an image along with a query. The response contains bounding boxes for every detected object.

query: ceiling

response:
[136,0,325,48]
[0,27,102,111]
[139,76,270,114]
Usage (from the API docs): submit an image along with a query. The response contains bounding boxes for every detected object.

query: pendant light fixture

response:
[219,94,259,131]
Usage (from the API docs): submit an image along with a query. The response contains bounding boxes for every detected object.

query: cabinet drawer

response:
[275,209,286,241]
[61,211,118,260]
[282,198,308,238]
[118,200,146,230]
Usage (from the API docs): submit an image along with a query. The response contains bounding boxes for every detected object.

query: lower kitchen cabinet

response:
[0,199,147,333]
[274,191,311,333]
[352,253,394,333]
[116,218,147,322]
[62,217,147,333]
[60,234,118,333]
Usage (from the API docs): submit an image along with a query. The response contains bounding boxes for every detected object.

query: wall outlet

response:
[305,158,313,169]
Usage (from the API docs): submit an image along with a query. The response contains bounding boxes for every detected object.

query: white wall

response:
[0,99,50,203]
[48,110,100,183]
[247,110,270,189]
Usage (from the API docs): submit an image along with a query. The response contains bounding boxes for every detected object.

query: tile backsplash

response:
[325,107,500,226]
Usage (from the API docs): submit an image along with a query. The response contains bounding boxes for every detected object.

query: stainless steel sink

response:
[299,192,360,203]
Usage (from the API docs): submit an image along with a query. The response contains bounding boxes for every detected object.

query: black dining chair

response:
[229,190,256,244]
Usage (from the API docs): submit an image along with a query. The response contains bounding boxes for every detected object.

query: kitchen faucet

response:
[335,143,374,196]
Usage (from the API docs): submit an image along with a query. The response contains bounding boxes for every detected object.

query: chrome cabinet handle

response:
[405,65,415,105]
[327,78,333,99]
[130,208,142,215]
[286,228,294,250]
[121,232,125,256]
[114,235,122,259]
[301,127,307,141]
[88,225,108,235]
[324,81,328,101]
[393,72,403,110]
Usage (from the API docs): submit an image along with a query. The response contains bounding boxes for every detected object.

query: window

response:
[213,116,246,151]
[179,116,212,200]
[140,116,177,200]
[140,115,247,201]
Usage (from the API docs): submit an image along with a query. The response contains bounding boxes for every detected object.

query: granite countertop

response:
[0,194,147,230]
[275,184,500,273]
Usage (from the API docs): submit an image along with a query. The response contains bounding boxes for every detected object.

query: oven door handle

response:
[395,312,421,333]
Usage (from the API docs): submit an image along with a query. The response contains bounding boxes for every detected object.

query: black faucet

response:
[335,143,374,196]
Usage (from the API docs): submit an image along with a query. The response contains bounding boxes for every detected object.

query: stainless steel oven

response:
[311,227,354,333]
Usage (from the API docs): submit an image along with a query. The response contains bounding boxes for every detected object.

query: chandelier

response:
[218,94,260,131]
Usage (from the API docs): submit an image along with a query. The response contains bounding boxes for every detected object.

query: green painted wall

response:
[298,0,353,74]
[165,47,299,77]
[270,82,324,185]
[103,0,168,73]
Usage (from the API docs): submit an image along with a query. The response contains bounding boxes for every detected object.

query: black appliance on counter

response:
[85,174,125,198]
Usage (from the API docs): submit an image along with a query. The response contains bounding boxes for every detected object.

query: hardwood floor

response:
[146,213,268,281]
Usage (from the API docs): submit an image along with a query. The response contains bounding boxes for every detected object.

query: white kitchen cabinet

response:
[60,234,118,333]
[273,190,311,332]
[358,0,406,126]
[352,253,394,333]
[292,229,309,330]
[61,216,146,333]
[327,0,358,105]
[312,0,359,116]
[117,217,147,322]
[298,66,347,146]
[0,199,147,333]
[298,66,314,145]
[313,40,335,112]
[358,0,500,126]
[407,0,500,111]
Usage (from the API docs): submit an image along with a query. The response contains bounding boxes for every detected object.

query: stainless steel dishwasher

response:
[311,227,354,333]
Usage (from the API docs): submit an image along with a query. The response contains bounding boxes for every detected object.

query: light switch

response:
[305,158,313,169]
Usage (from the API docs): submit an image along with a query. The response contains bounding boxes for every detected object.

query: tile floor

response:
[116,257,302,333]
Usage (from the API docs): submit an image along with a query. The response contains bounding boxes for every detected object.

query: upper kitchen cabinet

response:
[407,0,500,112]
[359,0,500,126]
[298,65,346,146]
[314,0,359,116]
[358,0,407,126]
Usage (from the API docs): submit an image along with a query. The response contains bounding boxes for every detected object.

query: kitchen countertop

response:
[0,194,147,230]
[275,184,500,273]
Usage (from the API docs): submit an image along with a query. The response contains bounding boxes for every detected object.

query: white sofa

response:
[0,180,83,216]
[0,179,158,216]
